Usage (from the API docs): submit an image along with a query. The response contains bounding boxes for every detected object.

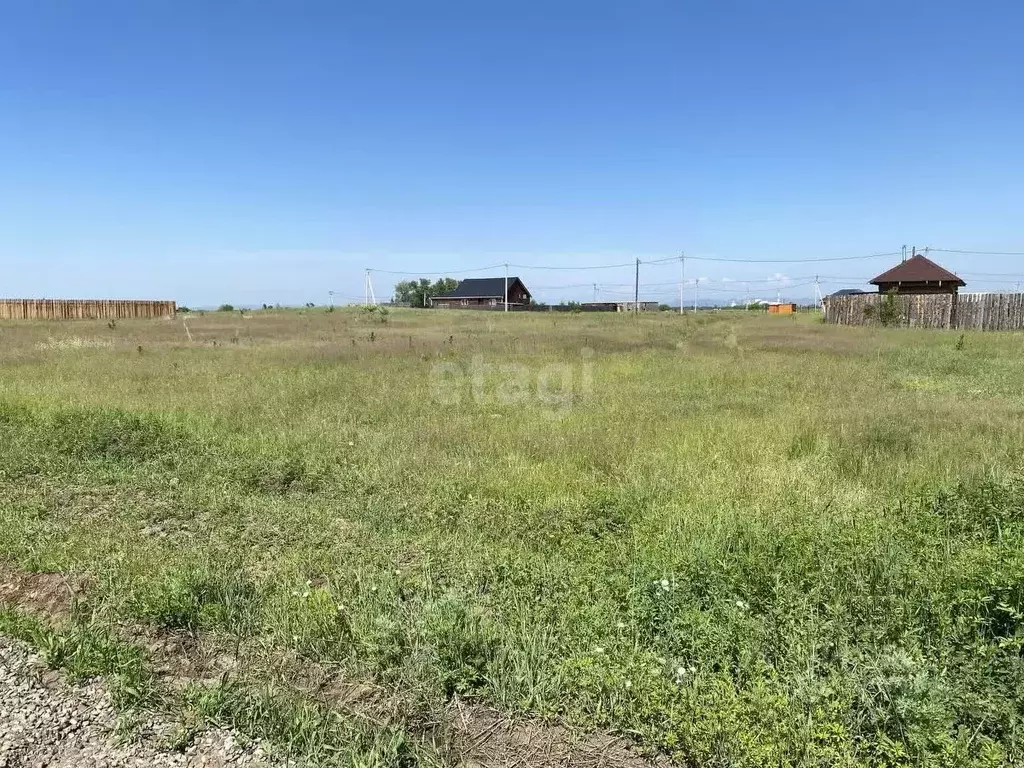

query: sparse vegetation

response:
[1,309,1023,766]
[878,290,904,326]
[862,291,905,327]
[217,304,234,312]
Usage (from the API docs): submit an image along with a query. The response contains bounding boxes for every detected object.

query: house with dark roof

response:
[431,276,532,309]
[870,255,966,295]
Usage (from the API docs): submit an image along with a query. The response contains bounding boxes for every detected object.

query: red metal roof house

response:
[869,255,966,295]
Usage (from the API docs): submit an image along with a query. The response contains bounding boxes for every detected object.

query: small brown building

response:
[870,255,966,295]
[431,276,532,309]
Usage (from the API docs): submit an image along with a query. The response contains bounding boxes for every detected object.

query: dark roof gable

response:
[435,277,531,299]
[870,255,965,286]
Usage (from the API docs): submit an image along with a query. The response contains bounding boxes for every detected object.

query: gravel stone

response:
[0,636,275,767]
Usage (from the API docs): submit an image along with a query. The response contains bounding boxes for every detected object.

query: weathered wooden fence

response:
[823,293,1024,331]
[0,299,176,321]
[953,293,1024,331]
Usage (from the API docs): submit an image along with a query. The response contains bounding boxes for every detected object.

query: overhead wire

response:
[366,247,1024,304]
[370,263,506,276]
[506,251,902,270]
[932,248,1024,257]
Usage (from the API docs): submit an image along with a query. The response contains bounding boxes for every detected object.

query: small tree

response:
[863,291,904,326]
[218,304,234,312]
[879,291,904,327]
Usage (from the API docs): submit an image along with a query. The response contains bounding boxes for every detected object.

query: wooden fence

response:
[823,293,1024,331]
[0,299,176,321]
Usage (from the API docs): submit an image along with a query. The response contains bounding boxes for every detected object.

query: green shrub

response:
[864,292,904,326]
[422,597,498,698]
[238,450,320,494]
[45,408,190,463]
[879,291,904,327]
[132,567,261,633]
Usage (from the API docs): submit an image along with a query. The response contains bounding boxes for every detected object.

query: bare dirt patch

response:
[447,699,660,768]
[0,566,85,620]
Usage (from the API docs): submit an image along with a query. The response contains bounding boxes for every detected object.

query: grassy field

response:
[2,307,1024,766]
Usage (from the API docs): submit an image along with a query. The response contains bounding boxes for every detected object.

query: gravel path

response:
[0,636,273,768]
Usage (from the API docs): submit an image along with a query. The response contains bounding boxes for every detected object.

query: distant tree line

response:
[392,278,457,308]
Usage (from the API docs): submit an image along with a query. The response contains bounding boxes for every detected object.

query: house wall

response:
[875,282,960,295]
[508,285,529,304]
[434,297,497,309]
[433,285,531,309]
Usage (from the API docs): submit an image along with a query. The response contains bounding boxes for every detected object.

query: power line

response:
[681,251,901,264]
[507,260,636,271]
[370,263,506,276]
[367,247,1019,279]
[957,271,1024,279]
[932,248,1024,256]
[505,250,901,271]
[365,247,1024,303]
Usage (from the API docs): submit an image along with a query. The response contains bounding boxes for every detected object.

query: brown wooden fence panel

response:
[824,292,1024,332]
[0,299,176,320]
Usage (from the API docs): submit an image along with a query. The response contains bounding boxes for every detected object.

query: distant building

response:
[581,301,659,312]
[827,288,867,298]
[870,255,966,295]
[432,277,532,309]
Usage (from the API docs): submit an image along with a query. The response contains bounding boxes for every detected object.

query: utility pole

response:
[902,244,907,262]
[693,278,699,313]
[679,252,685,314]
[593,283,598,302]
[365,270,377,306]
[328,290,334,308]
[504,263,509,313]
[814,275,823,310]
[634,258,640,314]
[364,269,369,306]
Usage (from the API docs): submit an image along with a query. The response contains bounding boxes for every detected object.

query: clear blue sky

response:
[2,1,1023,306]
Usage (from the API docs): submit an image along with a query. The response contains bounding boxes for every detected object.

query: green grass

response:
[1,307,1024,766]
[0,607,158,708]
